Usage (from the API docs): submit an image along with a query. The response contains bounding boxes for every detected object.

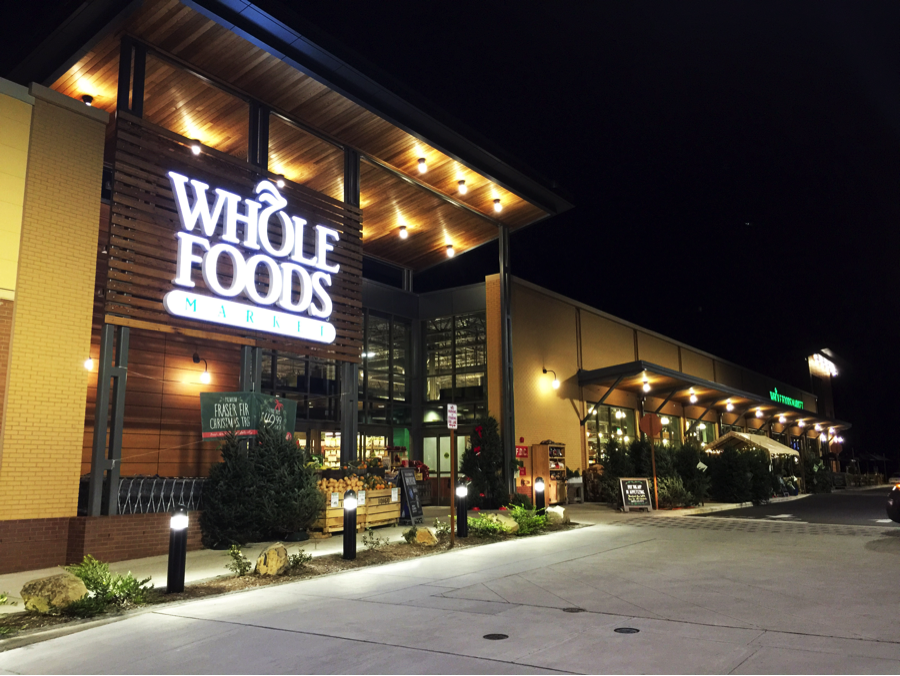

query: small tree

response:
[708,446,751,504]
[460,416,509,509]
[254,426,325,537]
[200,432,262,548]
[746,448,775,505]
[674,442,710,506]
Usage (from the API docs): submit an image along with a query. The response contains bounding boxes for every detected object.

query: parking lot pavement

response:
[693,488,898,527]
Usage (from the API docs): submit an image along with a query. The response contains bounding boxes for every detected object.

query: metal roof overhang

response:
[578,360,851,432]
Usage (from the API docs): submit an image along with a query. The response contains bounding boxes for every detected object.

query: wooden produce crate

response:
[311,491,367,535]
[362,487,401,528]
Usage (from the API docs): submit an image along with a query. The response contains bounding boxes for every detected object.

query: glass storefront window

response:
[263,350,340,422]
[585,404,635,464]
[657,414,681,446]
[359,311,411,429]
[721,423,744,435]
[686,419,716,446]
[424,312,487,424]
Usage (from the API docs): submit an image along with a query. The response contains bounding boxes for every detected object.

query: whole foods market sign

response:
[769,387,803,410]
[163,172,339,343]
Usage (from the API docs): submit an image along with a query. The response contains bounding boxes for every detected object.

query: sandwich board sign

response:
[620,477,653,512]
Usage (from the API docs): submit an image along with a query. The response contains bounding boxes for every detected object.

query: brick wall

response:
[0,299,13,435]
[0,87,107,519]
[0,517,71,573]
[0,513,204,573]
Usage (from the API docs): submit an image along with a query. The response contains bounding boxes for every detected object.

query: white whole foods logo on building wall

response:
[163,171,339,344]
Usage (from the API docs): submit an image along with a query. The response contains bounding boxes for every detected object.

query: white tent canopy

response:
[705,431,800,458]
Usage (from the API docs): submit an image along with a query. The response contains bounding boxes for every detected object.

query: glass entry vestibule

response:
[423,433,468,506]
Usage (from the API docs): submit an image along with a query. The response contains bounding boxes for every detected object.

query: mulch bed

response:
[0,522,579,640]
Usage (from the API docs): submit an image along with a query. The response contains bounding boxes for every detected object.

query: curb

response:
[656,493,811,516]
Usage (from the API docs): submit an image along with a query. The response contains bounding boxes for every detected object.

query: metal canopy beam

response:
[580,374,626,426]
[654,389,680,414]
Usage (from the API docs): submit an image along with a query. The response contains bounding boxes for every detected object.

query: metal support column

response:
[340,146,361,466]
[498,223,516,493]
[238,346,262,392]
[88,324,130,516]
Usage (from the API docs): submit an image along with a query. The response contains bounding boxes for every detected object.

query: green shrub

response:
[656,475,692,508]
[65,555,152,607]
[432,517,451,538]
[201,426,325,549]
[361,528,389,551]
[467,514,508,537]
[708,447,751,504]
[287,550,312,572]
[0,591,14,606]
[507,505,547,536]
[61,595,109,618]
[505,493,534,510]
[401,526,418,544]
[803,452,833,493]
[674,442,710,505]
[225,545,252,577]
[747,448,775,504]
[460,416,513,509]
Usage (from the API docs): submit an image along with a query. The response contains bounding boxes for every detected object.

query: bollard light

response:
[343,490,357,561]
[166,506,188,593]
[535,477,546,514]
[456,482,468,538]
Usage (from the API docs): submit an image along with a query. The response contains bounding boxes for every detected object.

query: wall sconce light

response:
[689,388,698,404]
[458,179,467,194]
[726,399,734,412]
[81,94,93,106]
[84,357,94,371]
[493,198,502,213]
[756,408,763,418]
[814,424,822,432]
[193,352,210,384]
[446,244,455,258]
[778,415,786,424]
[543,368,560,389]
[642,378,651,393]
[418,158,427,173]
[399,225,408,239]
[798,420,806,428]
[190,139,202,155]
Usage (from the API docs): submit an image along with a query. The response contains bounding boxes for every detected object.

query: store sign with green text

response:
[199,392,297,440]
[769,387,804,410]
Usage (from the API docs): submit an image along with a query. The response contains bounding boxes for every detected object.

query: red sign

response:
[639,413,663,438]
[519,466,527,476]
[447,403,458,430]
[515,445,529,458]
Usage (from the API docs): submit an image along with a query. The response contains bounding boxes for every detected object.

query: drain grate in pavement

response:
[614,627,640,634]
[562,607,586,613]
[483,634,509,640]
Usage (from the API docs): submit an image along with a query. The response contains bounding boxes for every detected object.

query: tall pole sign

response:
[447,403,458,547]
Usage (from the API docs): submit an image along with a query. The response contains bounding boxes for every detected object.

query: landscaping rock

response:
[255,543,289,576]
[546,505,570,525]
[494,513,520,534]
[414,528,439,547]
[20,573,87,613]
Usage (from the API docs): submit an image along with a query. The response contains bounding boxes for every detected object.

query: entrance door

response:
[423,434,467,506]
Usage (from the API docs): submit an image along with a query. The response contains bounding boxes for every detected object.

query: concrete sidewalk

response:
[3,512,900,674]
[0,503,620,612]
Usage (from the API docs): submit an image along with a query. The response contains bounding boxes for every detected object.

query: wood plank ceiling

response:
[51,0,551,271]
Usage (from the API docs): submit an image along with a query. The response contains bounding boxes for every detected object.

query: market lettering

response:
[769,387,803,410]
[164,171,339,344]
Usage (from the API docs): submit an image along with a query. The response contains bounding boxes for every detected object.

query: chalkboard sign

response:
[620,478,653,512]
[398,467,424,525]
[833,473,847,489]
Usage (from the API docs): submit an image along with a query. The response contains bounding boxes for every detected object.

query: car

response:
[889,474,900,485]
[887,484,900,523]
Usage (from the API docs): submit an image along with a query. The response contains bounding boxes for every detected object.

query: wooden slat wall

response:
[106,112,363,363]
[49,0,551,272]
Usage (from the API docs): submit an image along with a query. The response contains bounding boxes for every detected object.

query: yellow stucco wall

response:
[511,282,583,471]
[681,349,715,381]
[636,331,680,370]
[0,86,107,519]
[0,86,32,298]
[580,311,636,370]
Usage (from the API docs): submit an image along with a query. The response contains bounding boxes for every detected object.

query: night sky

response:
[2,2,898,462]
